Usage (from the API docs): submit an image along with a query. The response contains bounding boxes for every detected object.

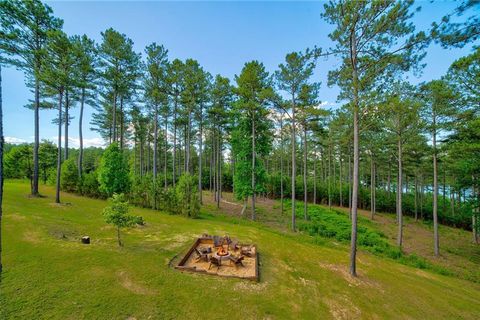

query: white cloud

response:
[5,136,27,144]
[50,136,105,148]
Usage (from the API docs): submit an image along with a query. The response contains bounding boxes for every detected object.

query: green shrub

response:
[61,158,79,193]
[98,143,130,196]
[79,170,103,198]
[176,173,200,218]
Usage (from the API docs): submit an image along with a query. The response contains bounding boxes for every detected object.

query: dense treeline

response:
[1,0,479,277]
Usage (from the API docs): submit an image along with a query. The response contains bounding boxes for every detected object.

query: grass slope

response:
[1,180,480,319]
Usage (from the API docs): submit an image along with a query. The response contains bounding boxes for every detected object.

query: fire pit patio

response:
[175,235,259,281]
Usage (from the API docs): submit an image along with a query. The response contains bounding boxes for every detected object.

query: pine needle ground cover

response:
[1,180,480,319]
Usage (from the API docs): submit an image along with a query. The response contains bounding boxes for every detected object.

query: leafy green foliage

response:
[232,61,273,202]
[60,158,78,193]
[296,202,444,271]
[98,143,130,196]
[175,173,200,218]
[102,193,141,246]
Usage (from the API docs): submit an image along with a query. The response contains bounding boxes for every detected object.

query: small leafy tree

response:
[61,158,79,192]
[102,193,138,246]
[98,143,130,196]
[176,173,200,218]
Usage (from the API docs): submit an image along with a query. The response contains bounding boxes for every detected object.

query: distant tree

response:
[102,193,138,246]
[297,83,324,219]
[276,51,316,230]
[97,28,140,147]
[144,43,169,208]
[382,83,422,249]
[72,34,97,177]
[4,144,32,182]
[233,61,273,220]
[166,59,185,187]
[176,173,200,218]
[0,0,63,196]
[98,143,130,197]
[421,80,459,256]
[61,158,78,193]
[38,140,57,184]
[181,59,208,174]
[41,29,77,204]
[209,75,233,208]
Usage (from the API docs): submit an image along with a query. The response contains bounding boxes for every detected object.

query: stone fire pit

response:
[175,235,258,281]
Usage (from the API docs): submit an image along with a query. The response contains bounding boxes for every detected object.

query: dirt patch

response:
[23,230,42,243]
[324,294,361,320]
[48,202,73,209]
[233,281,268,292]
[318,262,383,292]
[8,213,26,221]
[164,233,197,250]
[116,271,156,295]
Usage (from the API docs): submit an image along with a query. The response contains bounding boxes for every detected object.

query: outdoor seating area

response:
[175,235,258,281]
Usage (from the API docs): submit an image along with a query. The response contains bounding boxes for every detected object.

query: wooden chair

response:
[208,256,222,270]
[229,240,239,251]
[194,248,209,262]
[199,247,212,254]
[240,245,254,257]
[229,255,245,268]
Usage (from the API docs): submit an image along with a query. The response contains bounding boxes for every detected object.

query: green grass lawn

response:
[1,180,480,319]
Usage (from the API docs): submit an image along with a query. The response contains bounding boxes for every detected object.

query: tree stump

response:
[81,236,90,244]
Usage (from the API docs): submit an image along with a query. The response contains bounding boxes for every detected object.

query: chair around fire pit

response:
[229,255,245,268]
[208,256,222,270]
[240,245,254,257]
[194,248,209,262]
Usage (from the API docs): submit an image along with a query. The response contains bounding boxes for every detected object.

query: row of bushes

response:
[263,173,474,230]
[57,145,200,218]
[295,202,449,273]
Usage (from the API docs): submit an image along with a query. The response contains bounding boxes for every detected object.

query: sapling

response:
[102,193,140,246]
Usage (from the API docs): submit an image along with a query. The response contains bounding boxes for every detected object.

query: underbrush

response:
[294,202,452,276]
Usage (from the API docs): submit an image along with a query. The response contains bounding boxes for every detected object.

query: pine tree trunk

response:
[56,91,64,204]
[164,114,168,189]
[172,96,177,187]
[328,141,332,209]
[280,117,284,213]
[339,155,343,207]
[64,89,69,160]
[120,97,124,149]
[213,132,217,202]
[433,120,440,256]
[198,105,203,204]
[291,96,296,231]
[112,91,117,143]
[78,88,85,178]
[397,138,403,248]
[350,32,359,276]
[153,105,158,209]
[348,152,352,218]
[387,163,391,197]
[313,151,317,205]
[0,64,4,273]
[32,78,40,196]
[414,172,418,221]
[217,132,221,209]
[251,115,256,220]
[303,126,308,220]
[370,156,375,220]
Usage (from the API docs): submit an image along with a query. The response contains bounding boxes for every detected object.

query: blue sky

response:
[2,0,474,147]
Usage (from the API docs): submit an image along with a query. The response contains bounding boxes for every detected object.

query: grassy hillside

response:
[1,180,480,319]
